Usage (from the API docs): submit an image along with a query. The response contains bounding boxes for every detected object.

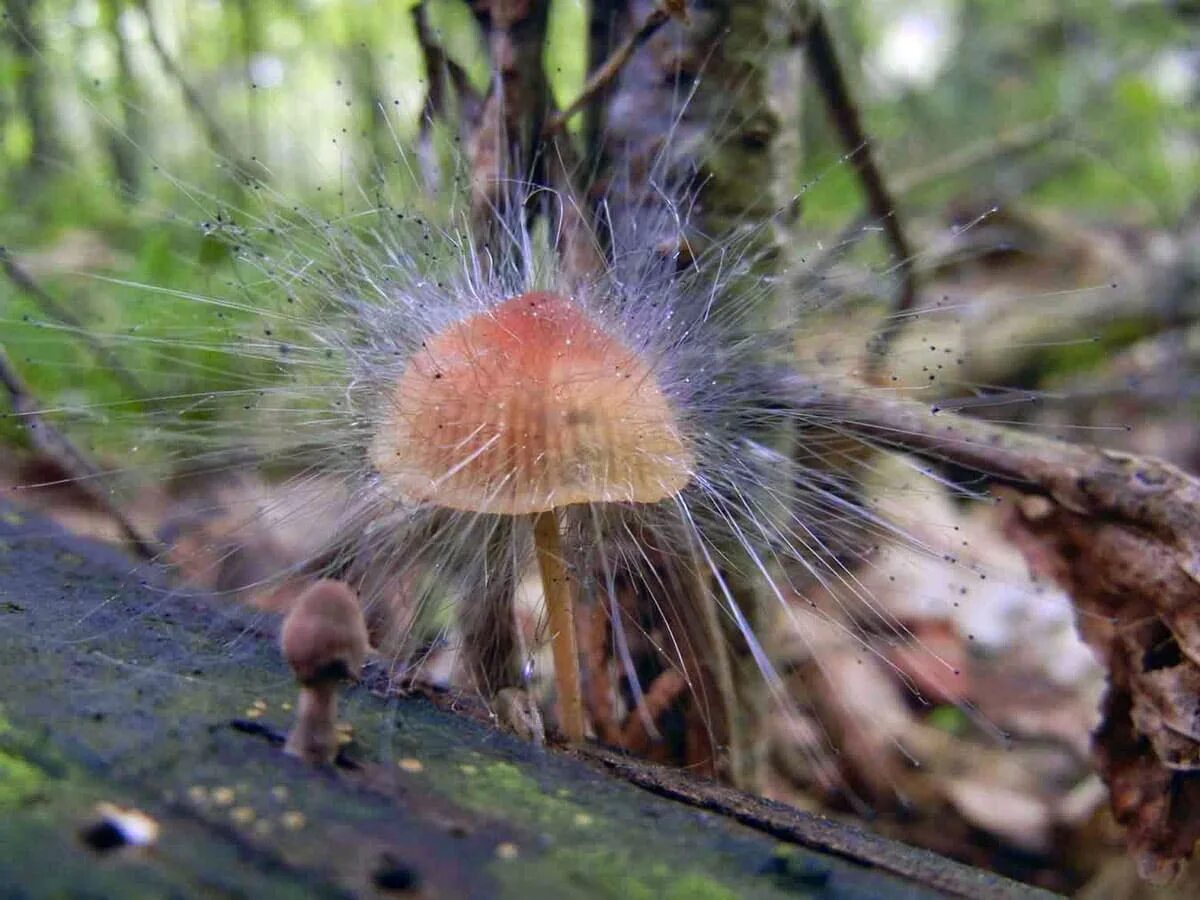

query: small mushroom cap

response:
[371,292,693,514]
[280,580,370,685]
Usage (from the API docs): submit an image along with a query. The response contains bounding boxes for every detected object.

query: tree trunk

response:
[595,0,788,793]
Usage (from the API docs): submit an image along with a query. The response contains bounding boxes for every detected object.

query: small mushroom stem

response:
[531,509,585,743]
[285,683,338,764]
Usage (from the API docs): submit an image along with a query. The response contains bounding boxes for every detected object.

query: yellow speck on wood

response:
[211,787,235,807]
[230,806,256,825]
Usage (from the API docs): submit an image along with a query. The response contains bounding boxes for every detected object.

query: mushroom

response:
[371,292,693,741]
[280,579,370,764]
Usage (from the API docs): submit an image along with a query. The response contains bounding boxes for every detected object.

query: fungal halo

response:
[369,287,697,741]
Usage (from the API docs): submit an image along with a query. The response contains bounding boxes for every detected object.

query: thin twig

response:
[798,116,1067,292]
[0,247,147,398]
[891,117,1067,197]
[412,2,479,128]
[814,76,1127,298]
[0,344,158,560]
[543,1,685,137]
[802,5,915,376]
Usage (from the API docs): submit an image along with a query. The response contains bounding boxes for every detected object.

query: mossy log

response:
[0,504,1049,899]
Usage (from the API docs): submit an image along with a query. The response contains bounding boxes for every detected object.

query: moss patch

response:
[427,759,773,898]
[496,846,740,900]
[449,760,594,827]
[0,749,46,808]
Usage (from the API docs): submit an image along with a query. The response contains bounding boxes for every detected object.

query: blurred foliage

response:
[806,0,1198,225]
[0,0,1197,453]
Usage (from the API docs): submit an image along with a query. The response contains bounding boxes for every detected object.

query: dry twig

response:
[0,247,146,398]
[0,345,158,559]
[798,117,1068,295]
[801,4,916,375]
[543,1,686,137]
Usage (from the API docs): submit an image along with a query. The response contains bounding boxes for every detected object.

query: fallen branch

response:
[791,378,1200,881]
[0,507,1045,898]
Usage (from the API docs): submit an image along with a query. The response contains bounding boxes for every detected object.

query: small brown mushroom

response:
[280,579,370,764]
[371,292,693,742]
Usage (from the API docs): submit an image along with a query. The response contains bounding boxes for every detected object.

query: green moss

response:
[495,845,739,900]
[448,760,595,829]
[0,749,46,807]
[926,705,969,735]
[433,761,760,898]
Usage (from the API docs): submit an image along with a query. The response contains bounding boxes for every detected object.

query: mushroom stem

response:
[279,579,368,766]
[531,508,585,743]
[285,683,339,764]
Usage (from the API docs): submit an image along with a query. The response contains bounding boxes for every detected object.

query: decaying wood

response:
[794,381,1200,881]
[0,505,1048,899]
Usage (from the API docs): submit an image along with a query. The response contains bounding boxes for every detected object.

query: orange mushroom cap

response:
[371,292,693,514]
